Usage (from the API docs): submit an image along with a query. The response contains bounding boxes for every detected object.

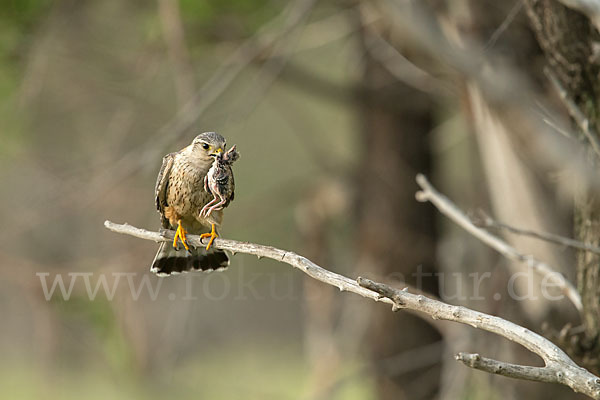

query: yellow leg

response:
[172,224,180,249]
[172,220,190,252]
[199,223,218,251]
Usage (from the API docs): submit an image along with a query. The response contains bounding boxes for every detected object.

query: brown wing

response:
[155,152,176,228]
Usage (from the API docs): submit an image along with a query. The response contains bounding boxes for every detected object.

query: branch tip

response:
[415,191,428,202]
[104,221,600,398]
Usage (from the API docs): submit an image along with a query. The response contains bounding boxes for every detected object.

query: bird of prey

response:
[151,132,236,276]
[200,145,239,221]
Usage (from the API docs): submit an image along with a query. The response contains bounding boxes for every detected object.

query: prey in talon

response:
[199,145,239,250]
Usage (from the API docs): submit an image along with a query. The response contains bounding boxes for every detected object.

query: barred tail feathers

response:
[150,241,229,276]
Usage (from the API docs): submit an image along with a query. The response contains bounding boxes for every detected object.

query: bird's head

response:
[190,132,226,158]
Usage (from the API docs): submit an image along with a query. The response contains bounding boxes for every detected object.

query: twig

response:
[415,174,583,312]
[455,352,563,383]
[362,27,447,95]
[541,115,576,140]
[104,220,600,398]
[223,0,317,125]
[545,68,600,161]
[474,210,600,256]
[484,0,524,50]
[374,0,600,197]
[357,277,600,398]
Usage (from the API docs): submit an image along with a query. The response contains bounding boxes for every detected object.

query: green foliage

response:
[0,0,52,55]
[0,0,52,26]
[179,0,282,38]
[0,0,52,159]
[53,295,138,376]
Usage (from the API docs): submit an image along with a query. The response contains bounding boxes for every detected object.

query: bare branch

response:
[455,352,560,383]
[474,210,600,255]
[104,220,600,398]
[374,0,600,196]
[103,220,390,304]
[357,278,600,399]
[361,27,448,95]
[415,174,583,312]
[484,0,524,50]
[545,68,600,161]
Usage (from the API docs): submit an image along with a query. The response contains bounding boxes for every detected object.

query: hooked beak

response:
[210,147,223,157]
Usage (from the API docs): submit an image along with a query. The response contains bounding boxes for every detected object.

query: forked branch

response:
[358,277,600,398]
[415,174,583,312]
[104,220,599,398]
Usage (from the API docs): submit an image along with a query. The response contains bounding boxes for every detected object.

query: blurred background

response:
[1,0,599,399]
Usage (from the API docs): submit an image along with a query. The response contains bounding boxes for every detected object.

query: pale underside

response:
[155,151,224,236]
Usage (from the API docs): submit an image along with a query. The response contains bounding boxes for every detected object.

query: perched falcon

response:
[151,132,235,276]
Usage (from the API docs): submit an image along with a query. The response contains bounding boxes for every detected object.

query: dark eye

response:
[202,143,210,150]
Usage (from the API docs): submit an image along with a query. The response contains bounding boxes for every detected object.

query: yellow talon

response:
[199,223,218,251]
[173,220,190,252]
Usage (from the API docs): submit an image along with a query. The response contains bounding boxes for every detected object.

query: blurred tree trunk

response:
[524,0,600,373]
[355,23,442,400]
[442,2,583,397]
[297,180,347,399]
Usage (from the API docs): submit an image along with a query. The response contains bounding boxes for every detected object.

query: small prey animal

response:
[200,145,239,220]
